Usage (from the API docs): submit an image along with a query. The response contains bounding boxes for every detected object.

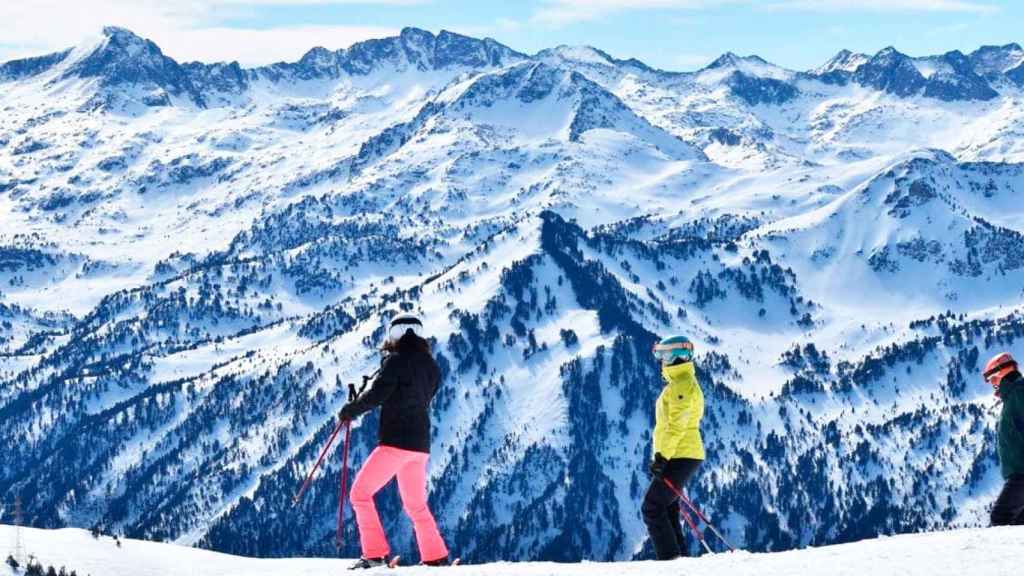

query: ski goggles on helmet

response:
[653,340,693,364]
[984,352,1018,396]
[387,314,424,342]
[984,358,1017,382]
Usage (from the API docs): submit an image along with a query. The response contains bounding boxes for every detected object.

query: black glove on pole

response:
[649,452,668,479]
[338,403,356,422]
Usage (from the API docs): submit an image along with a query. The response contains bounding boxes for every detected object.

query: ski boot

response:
[420,556,460,567]
[348,556,389,570]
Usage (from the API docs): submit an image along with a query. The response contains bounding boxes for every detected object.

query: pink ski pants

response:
[349,445,448,562]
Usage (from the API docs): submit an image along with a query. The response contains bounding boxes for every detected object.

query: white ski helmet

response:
[387,313,424,343]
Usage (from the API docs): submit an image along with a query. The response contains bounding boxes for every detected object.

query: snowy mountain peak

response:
[399,25,434,42]
[696,52,798,105]
[0,26,159,85]
[876,46,908,59]
[70,26,173,72]
[814,49,869,75]
[968,42,1024,76]
[57,26,205,108]
[437,61,704,157]
[700,51,792,80]
[535,45,660,78]
[296,45,335,66]
[540,45,616,67]
[433,28,526,69]
[705,52,773,71]
[870,46,922,71]
[314,26,527,76]
[232,28,525,84]
[853,46,926,97]
[99,25,147,46]
[288,45,341,79]
[919,50,998,101]
[849,46,998,101]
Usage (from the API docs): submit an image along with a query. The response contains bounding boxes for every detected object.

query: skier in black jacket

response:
[984,352,1024,526]
[338,313,450,569]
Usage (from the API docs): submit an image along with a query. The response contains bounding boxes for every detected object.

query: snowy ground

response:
[2,525,1023,576]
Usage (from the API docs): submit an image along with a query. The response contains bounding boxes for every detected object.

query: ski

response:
[384,556,461,569]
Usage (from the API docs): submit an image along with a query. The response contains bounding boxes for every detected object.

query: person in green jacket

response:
[643,335,705,560]
[984,352,1024,526]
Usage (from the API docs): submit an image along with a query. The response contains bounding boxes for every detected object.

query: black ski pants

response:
[991,474,1024,526]
[642,458,702,560]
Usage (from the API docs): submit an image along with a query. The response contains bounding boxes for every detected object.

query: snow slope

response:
[2,525,1024,576]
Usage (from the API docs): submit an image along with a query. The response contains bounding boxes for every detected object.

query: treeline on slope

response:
[0,197,446,527]
[1,205,1015,562]
[1,350,339,546]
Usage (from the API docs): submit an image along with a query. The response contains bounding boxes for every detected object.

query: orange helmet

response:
[983,352,1018,397]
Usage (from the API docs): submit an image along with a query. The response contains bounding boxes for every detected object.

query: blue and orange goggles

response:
[652,340,694,363]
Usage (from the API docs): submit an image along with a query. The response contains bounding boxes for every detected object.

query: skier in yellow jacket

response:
[643,335,704,560]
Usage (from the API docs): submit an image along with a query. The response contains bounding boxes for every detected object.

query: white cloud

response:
[449,17,524,40]
[530,0,997,26]
[931,22,971,36]
[766,0,997,13]
[218,0,424,4]
[0,1,409,65]
[532,0,737,26]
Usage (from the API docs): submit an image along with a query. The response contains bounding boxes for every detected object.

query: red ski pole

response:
[335,420,352,549]
[293,417,348,506]
[676,489,736,552]
[677,501,712,554]
[663,478,736,553]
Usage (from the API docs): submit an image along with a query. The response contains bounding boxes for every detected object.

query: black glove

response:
[338,403,357,422]
[649,453,668,480]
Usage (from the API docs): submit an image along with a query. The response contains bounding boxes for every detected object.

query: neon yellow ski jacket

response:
[652,361,705,460]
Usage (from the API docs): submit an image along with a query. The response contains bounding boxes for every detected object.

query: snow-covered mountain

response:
[2,26,1024,564]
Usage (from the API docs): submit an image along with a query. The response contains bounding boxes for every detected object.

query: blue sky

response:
[1,1,1020,71]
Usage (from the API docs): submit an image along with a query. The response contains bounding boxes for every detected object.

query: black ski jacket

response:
[999,372,1024,479]
[345,336,441,453]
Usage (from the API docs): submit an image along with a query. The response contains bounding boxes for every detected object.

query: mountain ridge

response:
[3,27,1021,104]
